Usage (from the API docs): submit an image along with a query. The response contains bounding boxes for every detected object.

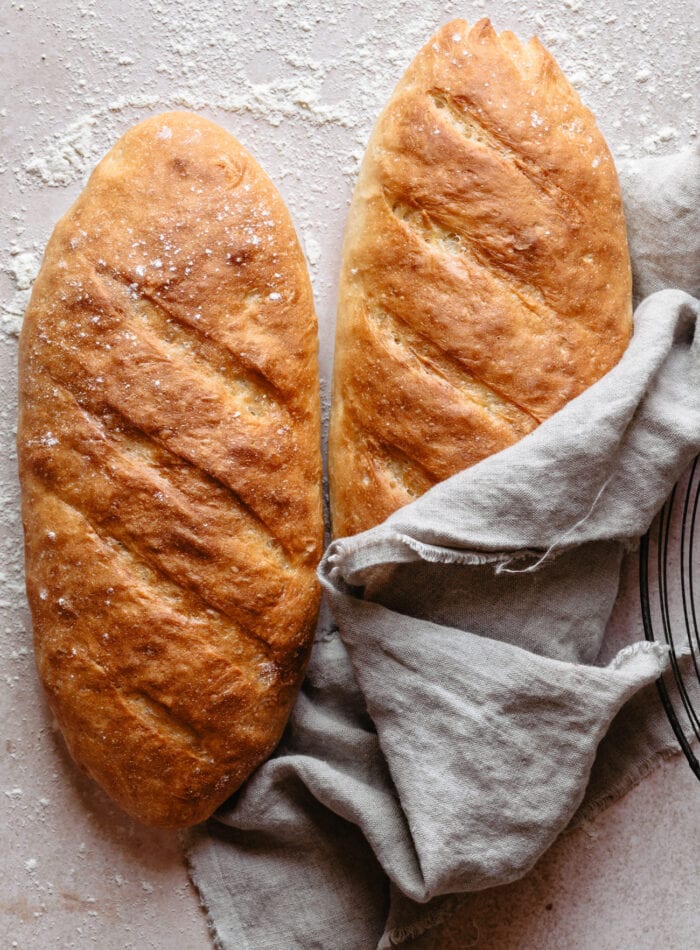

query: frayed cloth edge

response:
[379,894,466,948]
[185,826,243,950]
[570,743,683,829]
[398,535,514,568]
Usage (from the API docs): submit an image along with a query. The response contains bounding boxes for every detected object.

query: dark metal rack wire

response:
[639,455,700,780]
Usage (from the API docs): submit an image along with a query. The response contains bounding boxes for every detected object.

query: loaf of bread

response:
[329,19,632,538]
[18,112,324,827]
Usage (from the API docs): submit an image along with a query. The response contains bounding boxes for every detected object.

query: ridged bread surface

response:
[18,112,324,828]
[329,19,632,537]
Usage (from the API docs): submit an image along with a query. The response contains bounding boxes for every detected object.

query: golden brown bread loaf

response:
[329,19,632,538]
[18,112,324,828]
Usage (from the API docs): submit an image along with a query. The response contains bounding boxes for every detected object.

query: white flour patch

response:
[303,234,322,269]
[24,116,98,187]
[2,250,40,337]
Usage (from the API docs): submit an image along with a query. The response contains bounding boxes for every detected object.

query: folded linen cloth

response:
[188,145,700,950]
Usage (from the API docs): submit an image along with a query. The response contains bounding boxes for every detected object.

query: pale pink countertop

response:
[1,1,697,947]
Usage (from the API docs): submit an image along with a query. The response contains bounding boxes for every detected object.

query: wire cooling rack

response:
[639,456,700,780]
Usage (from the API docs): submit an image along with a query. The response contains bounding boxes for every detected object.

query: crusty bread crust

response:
[18,112,324,827]
[329,19,632,537]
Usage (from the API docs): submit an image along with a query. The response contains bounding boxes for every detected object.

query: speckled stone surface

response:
[1,1,697,947]
[430,755,700,950]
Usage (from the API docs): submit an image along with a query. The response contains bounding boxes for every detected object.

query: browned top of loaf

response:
[329,18,632,538]
[18,112,324,827]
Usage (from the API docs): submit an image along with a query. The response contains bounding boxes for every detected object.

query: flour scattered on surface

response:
[2,250,40,337]
[657,126,677,142]
[24,116,98,187]
[303,234,322,269]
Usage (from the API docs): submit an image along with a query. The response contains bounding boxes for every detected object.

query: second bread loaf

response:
[329,19,632,538]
